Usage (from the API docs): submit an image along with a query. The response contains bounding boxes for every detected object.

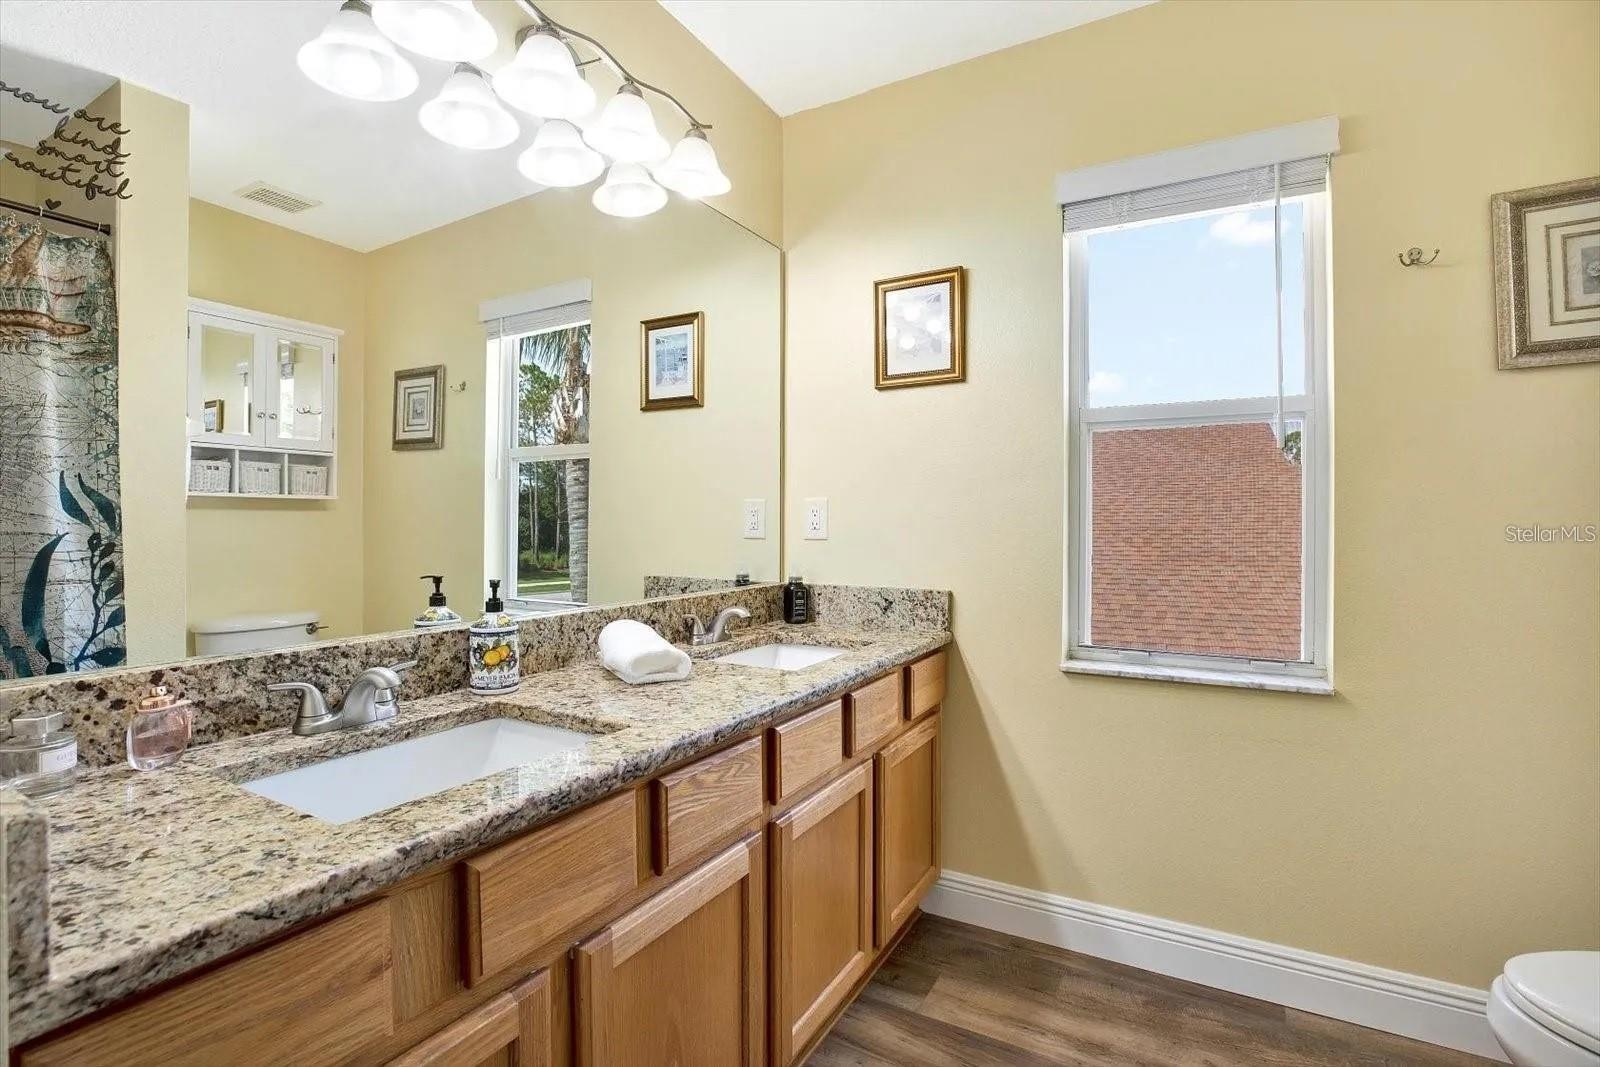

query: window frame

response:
[1061,195,1332,691]
[497,312,592,614]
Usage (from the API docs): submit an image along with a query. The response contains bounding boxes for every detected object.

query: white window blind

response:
[1062,155,1328,232]
[483,300,591,341]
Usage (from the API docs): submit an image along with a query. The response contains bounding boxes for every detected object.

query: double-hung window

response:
[487,297,591,613]
[1061,122,1335,693]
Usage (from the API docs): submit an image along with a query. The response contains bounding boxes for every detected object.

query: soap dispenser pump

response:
[414,574,462,629]
[468,579,520,695]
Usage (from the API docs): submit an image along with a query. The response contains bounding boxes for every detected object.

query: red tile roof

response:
[1090,422,1302,661]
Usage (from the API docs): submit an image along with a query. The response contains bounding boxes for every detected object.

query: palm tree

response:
[517,324,591,602]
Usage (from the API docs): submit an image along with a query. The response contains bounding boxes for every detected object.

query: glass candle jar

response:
[126,685,193,771]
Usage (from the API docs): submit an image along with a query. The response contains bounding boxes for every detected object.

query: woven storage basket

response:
[188,459,231,494]
[289,463,328,497]
[238,460,281,495]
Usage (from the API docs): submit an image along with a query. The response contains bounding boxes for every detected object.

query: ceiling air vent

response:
[234,182,321,214]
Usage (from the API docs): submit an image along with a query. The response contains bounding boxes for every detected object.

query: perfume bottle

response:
[126,685,193,771]
[0,711,78,796]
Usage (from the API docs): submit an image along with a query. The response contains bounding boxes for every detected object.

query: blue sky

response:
[1082,201,1308,408]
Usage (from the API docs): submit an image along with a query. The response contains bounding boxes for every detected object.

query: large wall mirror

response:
[0,1,780,681]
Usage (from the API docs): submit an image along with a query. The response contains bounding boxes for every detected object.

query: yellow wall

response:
[362,195,780,631]
[781,0,1600,988]
[113,84,190,665]
[185,200,368,645]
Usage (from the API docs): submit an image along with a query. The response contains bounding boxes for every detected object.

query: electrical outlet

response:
[742,498,765,539]
[803,497,828,540]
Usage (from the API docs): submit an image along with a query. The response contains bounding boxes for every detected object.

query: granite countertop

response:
[10,620,950,1045]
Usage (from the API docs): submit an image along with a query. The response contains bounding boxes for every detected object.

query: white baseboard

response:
[922,871,1507,1062]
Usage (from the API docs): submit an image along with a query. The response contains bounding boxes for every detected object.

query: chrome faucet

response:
[267,660,416,737]
[684,606,751,646]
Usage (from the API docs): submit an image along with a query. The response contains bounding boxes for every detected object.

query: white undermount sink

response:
[241,718,595,824]
[714,643,845,671]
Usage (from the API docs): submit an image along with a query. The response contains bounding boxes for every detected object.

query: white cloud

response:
[1208,211,1275,246]
[1088,370,1125,401]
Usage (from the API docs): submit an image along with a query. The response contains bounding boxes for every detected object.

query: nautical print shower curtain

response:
[0,212,125,677]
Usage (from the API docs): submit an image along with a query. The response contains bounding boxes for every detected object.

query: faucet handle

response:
[682,614,706,639]
[266,681,334,731]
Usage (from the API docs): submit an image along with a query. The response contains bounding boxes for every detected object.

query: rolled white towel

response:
[598,619,692,685]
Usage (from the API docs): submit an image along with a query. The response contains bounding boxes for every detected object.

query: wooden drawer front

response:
[845,673,903,756]
[464,790,639,985]
[21,901,394,1067]
[875,713,941,945]
[769,700,845,804]
[906,650,947,721]
[652,737,764,874]
[387,970,550,1067]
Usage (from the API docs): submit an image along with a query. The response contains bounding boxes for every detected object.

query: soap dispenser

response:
[414,574,463,628]
[468,580,520,695]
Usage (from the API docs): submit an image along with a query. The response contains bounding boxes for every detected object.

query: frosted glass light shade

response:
[582,84,669,164]
[297,1,419,102]
[371,0,496,61]
[419,64,519,150]
[653,129,731,199]
[492,29,596,120]
[592,163,667,218]
[517,120,605,187]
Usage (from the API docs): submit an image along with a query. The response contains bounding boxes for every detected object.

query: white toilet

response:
[191,611,322,656]
[1488,951,1600,1066]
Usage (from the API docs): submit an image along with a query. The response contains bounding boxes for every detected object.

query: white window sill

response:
[1061,658,1334,695]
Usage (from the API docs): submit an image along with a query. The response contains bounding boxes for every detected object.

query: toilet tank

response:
[191,611,321,656]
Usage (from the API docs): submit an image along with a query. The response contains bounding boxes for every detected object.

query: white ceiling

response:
[0,0,566,252]
[659,0,1156,117]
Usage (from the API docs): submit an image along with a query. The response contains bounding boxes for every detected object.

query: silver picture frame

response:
[1491,175,1600,369]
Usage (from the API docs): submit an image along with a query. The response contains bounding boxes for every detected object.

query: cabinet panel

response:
[463,790,639,985]
[845,672,902,756]
[906,650,947,721]
[575,834,763,1066]
[875,713,940,945]
[650,736,764,874]
[189,311,262,446]
[386,970,549,1067]
[264,329,336,453]
[21,900,393,1067]
[769,699,844,804]
[770,764,873,1066]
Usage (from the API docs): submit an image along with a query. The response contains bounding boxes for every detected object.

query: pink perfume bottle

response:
[126,686,193,771]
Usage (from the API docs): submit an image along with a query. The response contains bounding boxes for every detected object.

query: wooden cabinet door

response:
[386,971,550,1067]
[574,833,764,1066]
[769,763,874,1066]
[875,713,940,945]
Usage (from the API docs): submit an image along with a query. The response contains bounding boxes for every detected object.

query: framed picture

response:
[392,364,445,450]
[202,398,224,433]
[640,311,704,410]
[1492,176,1600,369]
[875,266,965,388]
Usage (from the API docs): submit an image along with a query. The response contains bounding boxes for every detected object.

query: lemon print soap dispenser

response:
[469,580,520,695]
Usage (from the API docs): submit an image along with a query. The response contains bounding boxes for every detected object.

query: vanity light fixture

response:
[492,26,596,120]
[419,64,519,150]
[652,127,731,199]
[582,83,670,165]
[592,162,668,218]
[297,0,732,219]
[370,0,497,62]
[517,119,605,187]
[296,0,419,102]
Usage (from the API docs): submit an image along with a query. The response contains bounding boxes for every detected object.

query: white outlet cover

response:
[803,497,828,540]
[742,498,766,539]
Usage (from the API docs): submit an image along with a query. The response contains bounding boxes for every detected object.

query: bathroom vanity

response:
[8,612,948,1067]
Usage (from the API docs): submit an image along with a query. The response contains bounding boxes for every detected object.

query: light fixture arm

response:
[514,0,710,131]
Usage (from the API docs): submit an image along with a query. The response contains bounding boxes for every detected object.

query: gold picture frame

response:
[875,266,965,388]
[202,398,224,433]
[392,364,446,450]
[640,311,705,410]
[1491,175,1600,369]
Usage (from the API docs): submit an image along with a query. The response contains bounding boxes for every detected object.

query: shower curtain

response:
[0,212,125,678]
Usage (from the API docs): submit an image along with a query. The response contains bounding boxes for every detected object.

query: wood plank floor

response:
[808,915,1496,1066]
